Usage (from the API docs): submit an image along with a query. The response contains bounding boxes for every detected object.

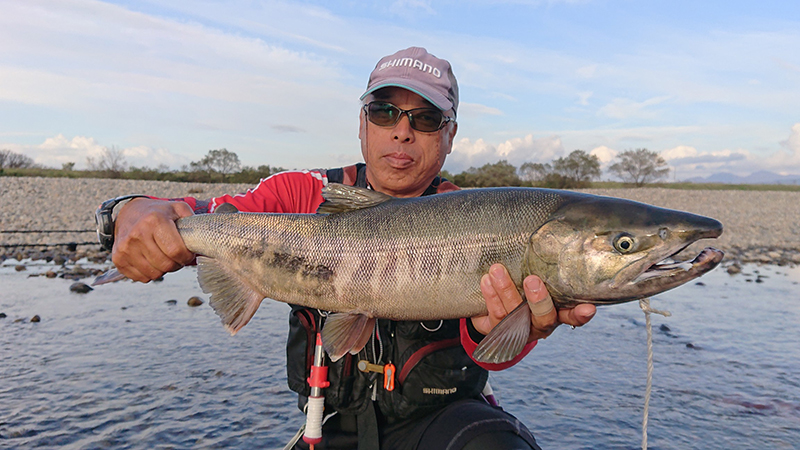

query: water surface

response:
[1,262,798,449]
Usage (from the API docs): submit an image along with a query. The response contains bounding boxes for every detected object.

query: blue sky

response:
[1,0,799,180]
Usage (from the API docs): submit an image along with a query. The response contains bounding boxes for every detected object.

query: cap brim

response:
[360,78,453,112]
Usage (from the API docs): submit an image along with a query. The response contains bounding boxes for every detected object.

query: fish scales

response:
[94,185,723,363]
[178,188,567,320]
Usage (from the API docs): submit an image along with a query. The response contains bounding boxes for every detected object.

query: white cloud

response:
[589,145,617,164]
[445,134,564,172]
[3,135,188,170]
[597,96,671,119]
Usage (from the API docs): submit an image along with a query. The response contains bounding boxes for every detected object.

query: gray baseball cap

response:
[361,47,459,114]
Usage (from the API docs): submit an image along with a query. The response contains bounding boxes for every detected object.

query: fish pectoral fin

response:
[316,183,393,214]
[472,302,532,364]
[320,313,376,362]
[196,256,265,336]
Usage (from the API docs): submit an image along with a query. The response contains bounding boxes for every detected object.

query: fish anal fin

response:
[196,256,265,335]
[317,183,393,214]
[320,313,376,362]
[472,302,532,364]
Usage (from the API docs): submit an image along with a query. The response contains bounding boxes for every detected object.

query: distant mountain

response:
[685,170,800,185]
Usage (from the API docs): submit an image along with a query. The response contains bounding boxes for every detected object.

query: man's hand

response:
[112,198,196,283]
[471,264,596,342]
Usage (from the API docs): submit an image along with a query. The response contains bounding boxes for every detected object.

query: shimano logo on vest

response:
[379,58,442,78]
[422,387,457,395]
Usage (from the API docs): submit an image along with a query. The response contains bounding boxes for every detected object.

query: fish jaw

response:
[526,197,724,307]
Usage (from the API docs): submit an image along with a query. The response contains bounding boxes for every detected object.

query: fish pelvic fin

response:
[196,256,265,336]
[317,183,393,214]
[320,313,376,362]
[92,268,128,285]
[472,302,532,364]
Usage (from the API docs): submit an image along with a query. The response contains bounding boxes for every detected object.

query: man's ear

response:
[445,122,458,154]
[358,109,366,139]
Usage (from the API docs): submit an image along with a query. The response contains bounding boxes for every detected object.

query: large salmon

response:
[97,184,724,363]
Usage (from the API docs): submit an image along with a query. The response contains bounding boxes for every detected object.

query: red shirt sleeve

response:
[159,170,326,214]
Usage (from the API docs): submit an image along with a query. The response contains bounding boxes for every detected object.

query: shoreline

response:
[2,176,799,267]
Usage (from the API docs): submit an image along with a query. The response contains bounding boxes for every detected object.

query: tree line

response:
[0,148,285,185]
[442,148,669,188]
[1,147,669,187]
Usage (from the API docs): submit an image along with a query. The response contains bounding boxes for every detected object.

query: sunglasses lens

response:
[366,102,447,132]
[409,109,444,132]
[368,103,400,126]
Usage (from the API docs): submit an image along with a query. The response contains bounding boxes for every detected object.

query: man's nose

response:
[392,113,414,142]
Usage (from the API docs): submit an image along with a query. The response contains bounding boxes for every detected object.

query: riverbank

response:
[2,176,799,266]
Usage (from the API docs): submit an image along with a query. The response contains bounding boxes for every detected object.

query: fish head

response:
[525,195,724,306]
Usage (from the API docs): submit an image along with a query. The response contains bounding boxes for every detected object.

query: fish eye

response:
[613,234,636,253]
[658,228,668,240]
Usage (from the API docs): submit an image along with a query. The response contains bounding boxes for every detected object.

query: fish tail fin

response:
[320,313,376,362]
[92,268,128,285]
[197,256,265,335]
[472,302,532,364]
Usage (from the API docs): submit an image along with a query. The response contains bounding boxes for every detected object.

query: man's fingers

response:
[488,264,523,314]
[524,276,558,339]
[558,303,597,328]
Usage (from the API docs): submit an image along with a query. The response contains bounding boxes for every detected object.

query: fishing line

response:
[638,297,671,450]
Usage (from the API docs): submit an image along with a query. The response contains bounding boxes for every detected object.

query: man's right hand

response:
[112,198,196,282]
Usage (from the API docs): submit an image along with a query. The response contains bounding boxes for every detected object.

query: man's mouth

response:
[383,153,415,169]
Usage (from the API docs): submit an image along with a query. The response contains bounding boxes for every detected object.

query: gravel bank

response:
[2,176,799,266]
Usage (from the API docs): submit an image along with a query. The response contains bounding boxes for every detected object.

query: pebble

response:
[3,177,800,268]
[15,265,26,272]
[69,282,93,293]
[0,312,6,318]
[165,299,178,305]
[187,296,204,307]
[31,315,41,323]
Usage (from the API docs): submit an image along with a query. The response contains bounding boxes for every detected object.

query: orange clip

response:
[383,363,396,391]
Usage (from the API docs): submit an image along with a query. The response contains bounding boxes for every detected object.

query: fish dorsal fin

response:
[472,302,532,364]
[320,312,376,361]
[214,202,239,214]
[317,183,393,214]
[196,256,265,335]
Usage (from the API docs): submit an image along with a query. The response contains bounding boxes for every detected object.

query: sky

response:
[1,0,799,180]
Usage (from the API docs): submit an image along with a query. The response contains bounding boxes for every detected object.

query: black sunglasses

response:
[364,101,454,133]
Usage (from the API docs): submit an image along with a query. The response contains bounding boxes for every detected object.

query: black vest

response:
[285,164,488,420]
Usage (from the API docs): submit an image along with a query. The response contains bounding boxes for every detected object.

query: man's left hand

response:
[471,263,596,342]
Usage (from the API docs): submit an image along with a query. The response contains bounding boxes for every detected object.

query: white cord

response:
[639,298,671,450]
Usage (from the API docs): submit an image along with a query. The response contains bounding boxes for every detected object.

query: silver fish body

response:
[169,184,723,362]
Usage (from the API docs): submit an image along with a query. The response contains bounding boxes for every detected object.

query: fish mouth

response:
[633,246,724,285]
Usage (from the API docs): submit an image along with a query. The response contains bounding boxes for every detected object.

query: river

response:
[1,261,798,449]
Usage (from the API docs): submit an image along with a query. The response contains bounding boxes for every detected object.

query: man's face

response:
[359,87,457,198]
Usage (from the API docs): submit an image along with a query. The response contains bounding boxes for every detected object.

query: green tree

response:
[453,160,521,187]
[609,148,670,187]
[551,150,601,186]
[190,148,241,181]
[518,162,551,183]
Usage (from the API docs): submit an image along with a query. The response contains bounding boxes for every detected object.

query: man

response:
[104,47,595,449]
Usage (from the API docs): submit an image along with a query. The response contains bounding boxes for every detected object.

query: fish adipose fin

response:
[317,183,393,214]
[196,256,265,336]
[472,302,532,364]
[321,313,377,362]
